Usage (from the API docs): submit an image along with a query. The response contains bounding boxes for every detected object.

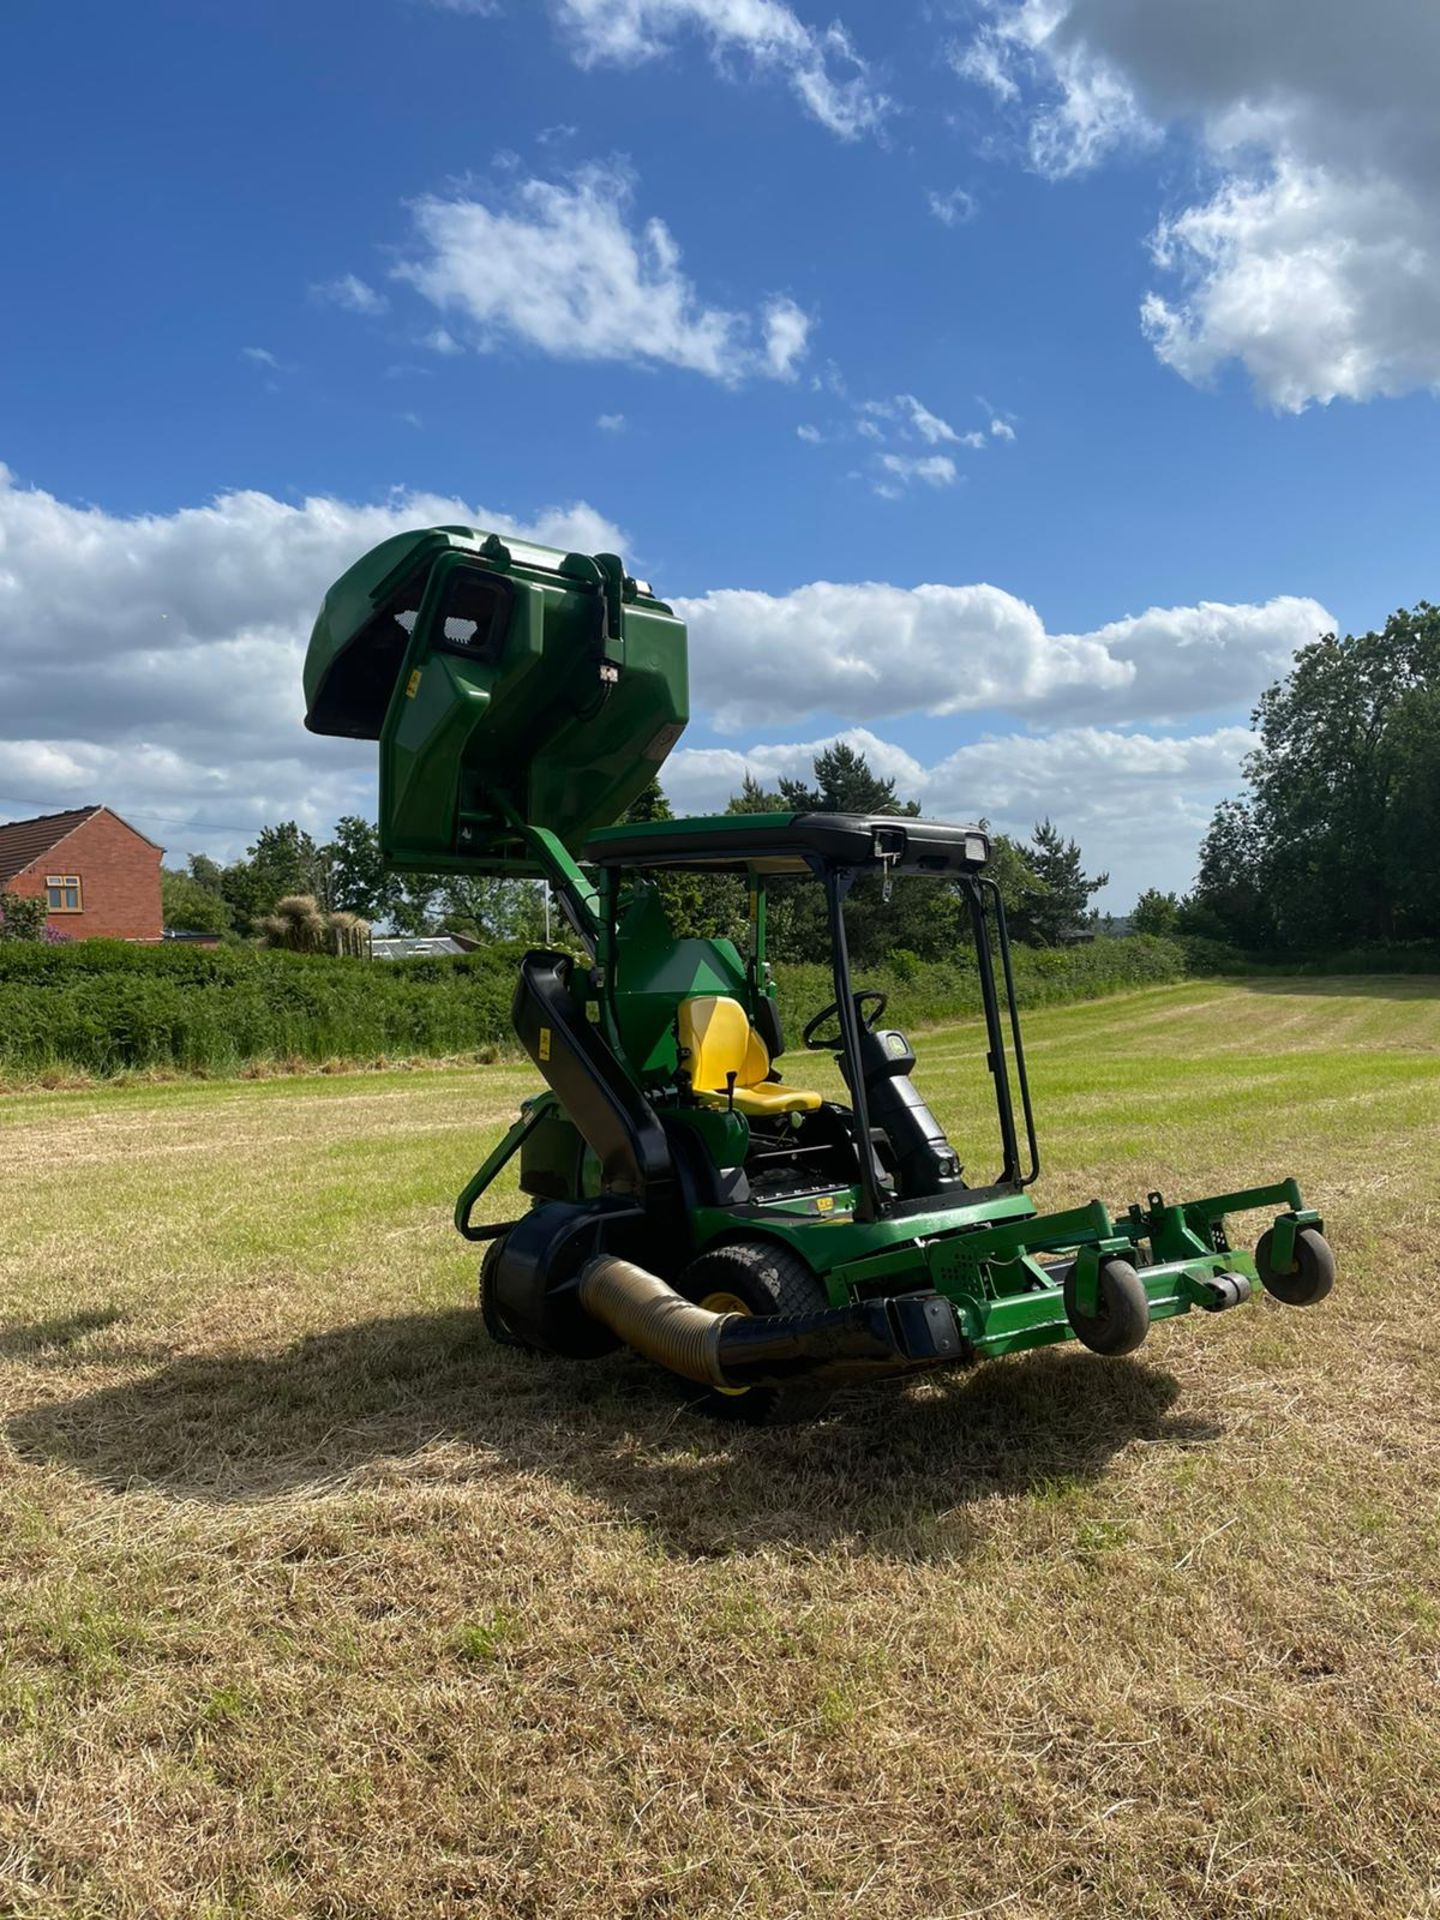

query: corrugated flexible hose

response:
[578,1256,737,1389]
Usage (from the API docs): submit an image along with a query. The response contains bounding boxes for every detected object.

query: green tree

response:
[322,816,395,922]
[764,744,960,966]
[188,853,226,896]
[1383,682,1440,937]
[1012,820,1108,946]
[222,822,327,929]
[1131,888,1181,938]
[778,741,916,817]
[983,829,1042,923]
[390,872,442,936]
[621,781,745,943]
[438,874,548,944]
[727,772,782,815]
[1183,799,1273,948]
[161,867,231,934]
[1193,604,1440,949]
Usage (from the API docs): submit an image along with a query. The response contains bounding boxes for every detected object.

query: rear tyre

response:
[675,1239,834,1427]
[1255,1226,1335,1307]
[1064,1257,1150,1356]
[479,1235,533,1351]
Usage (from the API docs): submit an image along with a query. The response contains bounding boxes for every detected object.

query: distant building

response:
[0,806,163,940]
[369,934,476,960]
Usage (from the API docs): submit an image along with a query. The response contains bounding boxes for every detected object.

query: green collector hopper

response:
[303,526,688,876]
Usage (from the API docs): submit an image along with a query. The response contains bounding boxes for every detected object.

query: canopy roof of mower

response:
[584,812,991,877]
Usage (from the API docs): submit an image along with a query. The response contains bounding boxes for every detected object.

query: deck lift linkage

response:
[304,524,1335,1424]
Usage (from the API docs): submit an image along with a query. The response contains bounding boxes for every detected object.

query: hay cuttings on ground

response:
[1,979,1438,1919]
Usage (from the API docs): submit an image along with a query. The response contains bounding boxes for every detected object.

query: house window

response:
[46,875,82,912]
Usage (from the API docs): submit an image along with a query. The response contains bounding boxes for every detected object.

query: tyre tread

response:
[677,1239,834,1427]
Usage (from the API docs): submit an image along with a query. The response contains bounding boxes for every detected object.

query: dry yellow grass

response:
[1,978,1438,1919]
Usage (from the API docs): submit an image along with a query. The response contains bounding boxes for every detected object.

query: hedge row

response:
[0,941,521,1078]
[0,934,1205,1081]
[771,934,1193,1035]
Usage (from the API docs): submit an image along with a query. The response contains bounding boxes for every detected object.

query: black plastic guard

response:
[492,1198,647,1356]
[513,951,673,1199]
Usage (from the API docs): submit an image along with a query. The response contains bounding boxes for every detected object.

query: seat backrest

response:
[677,995,770,1092]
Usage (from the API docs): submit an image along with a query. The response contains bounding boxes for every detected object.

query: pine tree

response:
[1012,820,1108,946]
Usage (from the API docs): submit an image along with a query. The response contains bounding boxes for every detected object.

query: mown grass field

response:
[1,978,1438,1919]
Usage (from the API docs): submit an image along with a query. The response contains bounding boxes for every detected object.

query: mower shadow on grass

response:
[7,1309,1218,1557]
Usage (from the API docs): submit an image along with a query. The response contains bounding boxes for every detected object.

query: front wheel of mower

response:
[675,1240,834,1428]
[1064,1257,1150,1357]
[1255,1225,1335,1307]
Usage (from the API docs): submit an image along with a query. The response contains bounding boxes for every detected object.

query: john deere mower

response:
[303,525,1335,1424]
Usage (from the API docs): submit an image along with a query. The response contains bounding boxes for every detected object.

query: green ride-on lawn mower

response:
[304,523,1336,1424]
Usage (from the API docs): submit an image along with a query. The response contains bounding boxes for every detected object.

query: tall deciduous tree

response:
[161,867,231,934]
[438,874,548,944]
[1131,888,1181,937]
[1383,682,1440,936]
[1191,603,1440,949]
[222,822,328,928]
[322,816,395,923]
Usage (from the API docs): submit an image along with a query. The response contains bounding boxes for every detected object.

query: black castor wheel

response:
[1255,1225,1335,1307]
[1064,1256,1150,1356]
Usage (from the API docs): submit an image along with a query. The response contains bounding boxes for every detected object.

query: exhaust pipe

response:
[578,1254,967,1390]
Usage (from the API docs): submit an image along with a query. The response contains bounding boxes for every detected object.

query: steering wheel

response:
[802,989,888,1052]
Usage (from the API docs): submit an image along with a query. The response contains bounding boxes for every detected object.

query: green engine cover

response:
[303,526,688,876]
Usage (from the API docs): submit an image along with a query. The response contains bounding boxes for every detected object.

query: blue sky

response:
[2,0,1436,905]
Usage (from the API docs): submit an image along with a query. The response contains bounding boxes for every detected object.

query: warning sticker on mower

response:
[538,1026,552,1061]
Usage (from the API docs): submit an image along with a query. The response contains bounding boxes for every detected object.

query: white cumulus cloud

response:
[393,165,812,384]
[676,577,1330,733]
[956,0,1440,409]
[549,0,891,139]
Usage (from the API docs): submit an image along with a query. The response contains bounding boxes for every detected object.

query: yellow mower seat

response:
[676,995,823,1117]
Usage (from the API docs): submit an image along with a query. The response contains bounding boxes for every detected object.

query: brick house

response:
[0,806,164,940]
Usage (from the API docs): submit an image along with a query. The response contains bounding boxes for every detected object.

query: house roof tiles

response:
[0,807,105,886]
